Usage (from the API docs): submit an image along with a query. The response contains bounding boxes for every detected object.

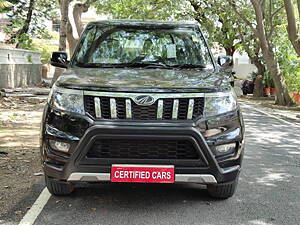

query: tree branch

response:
[297,0,300,22]
[283,0,300,56]
[15,0,36,47]
[265,1,284,41]
[229,1,258,36]
[250,0,269,52]
[271,5,284,18]
[73,0,96,36]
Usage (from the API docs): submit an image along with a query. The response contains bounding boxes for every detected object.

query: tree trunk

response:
[253,75,264,97]
[236,23,264,97]
[73,3,85,35]
[253,57,265,76]
[264,50,293,105]
[15,0,35,47]
[58,0,69,52]
[67,18,78,55]
[225,46,235,56]
[283,0,300,56]
[251,0,294,106]
[250,56,265,97]
[73,1,92,35]
[52,0,70,85]
[66,0,95,55]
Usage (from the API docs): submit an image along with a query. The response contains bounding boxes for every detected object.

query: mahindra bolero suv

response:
[41,20,245,199]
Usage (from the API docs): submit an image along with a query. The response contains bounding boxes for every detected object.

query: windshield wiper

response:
[75,62,106,68]
[75,62,171,69]
[123,62,171,69]
[170,64,207,69]
[75,62,206,69]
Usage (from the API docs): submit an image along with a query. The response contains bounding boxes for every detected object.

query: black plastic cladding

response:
[87,139,200,160]
[41,104,244,183]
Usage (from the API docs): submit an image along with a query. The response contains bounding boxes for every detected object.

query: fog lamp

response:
[215,143,236,154]
[49,140,70,153]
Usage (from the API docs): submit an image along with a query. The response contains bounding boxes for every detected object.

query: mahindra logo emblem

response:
[134,95,155,106]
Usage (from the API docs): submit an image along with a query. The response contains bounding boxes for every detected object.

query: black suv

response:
[41,20,244,199]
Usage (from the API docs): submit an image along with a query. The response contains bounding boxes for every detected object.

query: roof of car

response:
[87,19,199,28]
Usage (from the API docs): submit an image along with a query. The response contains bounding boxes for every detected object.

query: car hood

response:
[56,67,231,93]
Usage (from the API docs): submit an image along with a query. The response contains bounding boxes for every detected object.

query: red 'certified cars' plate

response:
[111,164,175,183]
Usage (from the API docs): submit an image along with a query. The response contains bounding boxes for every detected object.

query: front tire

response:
[45,176,74,196]
[207,177,239,199]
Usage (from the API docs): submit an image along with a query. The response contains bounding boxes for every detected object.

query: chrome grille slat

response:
[157,100,163,119]
[172,99,179,120]
[94,97,101,118]
[187,99,194,120]
[125,99,132,118]
[110,98,117,119]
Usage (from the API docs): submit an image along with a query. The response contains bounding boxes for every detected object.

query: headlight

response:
[204,90,237,117]
[48,85,84,114]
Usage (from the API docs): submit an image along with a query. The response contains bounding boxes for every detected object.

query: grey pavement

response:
[239,99,300,123]
[32,103,300,225]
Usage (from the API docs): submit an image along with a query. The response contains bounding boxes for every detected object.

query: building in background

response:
[232,52,257,80]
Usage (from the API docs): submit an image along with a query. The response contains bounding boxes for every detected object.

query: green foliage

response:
[38,44,57,65]
[93,0,191,20]
[27,54,33,63]
[9,34,58,65]
[263,70,274,88]
[285,72,300,92]
[232,0,299,92]
[16,34,36,50]
[0,0,11,12]
[187,1,242,55]
[274,25,300,92]
[39,46,53,65]
[33,39,58,64]
[94,0,242,56]
[4,0,58,43]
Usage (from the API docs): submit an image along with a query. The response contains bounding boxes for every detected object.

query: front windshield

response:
[72,25,214,69]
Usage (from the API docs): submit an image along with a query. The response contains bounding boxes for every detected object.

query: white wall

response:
[233,52,257,79]
[0,47,42,88]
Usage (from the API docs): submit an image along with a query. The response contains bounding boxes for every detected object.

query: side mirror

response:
[50,51,69,68]
[217,56,233,68]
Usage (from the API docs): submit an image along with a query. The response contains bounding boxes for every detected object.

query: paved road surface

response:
[13,103,300,224]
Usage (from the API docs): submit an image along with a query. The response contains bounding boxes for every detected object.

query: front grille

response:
[86,139,200,160]
[178,98,189,120]
[116,98,126,119]
[84,95,205,120]
[132,101,158,120]
[84,96,95,117]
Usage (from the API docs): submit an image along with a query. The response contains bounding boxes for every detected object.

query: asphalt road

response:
[17,103,300,224]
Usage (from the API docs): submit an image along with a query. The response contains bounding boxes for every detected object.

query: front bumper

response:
[40,104,244,185]
[67,172,218,184]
